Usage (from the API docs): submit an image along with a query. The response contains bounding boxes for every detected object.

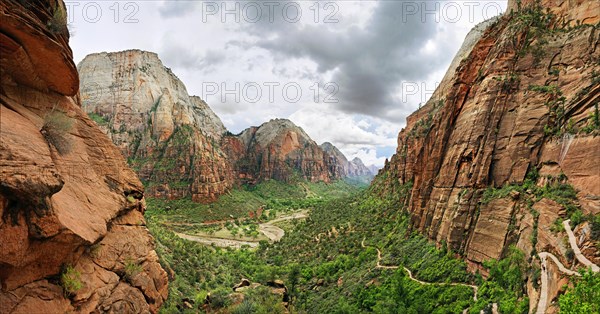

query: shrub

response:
[581,103,600,133]
[559,269,600,314]
[569,210,584,227]
[124,258,143,280]
[207,288,231,309]
[61,265,82,295]
[231,300,256,314]
[88,112,109,126]
[47,5,67,34]
[41,109,73,154]
[590,215,600,242]
[565,248,575,262]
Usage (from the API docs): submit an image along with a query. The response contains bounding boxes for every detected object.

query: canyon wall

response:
[78,51,234,203]
[79,55,355,198]
[0,1,167,312]
[375,0,599,278]
[321,142,375,179]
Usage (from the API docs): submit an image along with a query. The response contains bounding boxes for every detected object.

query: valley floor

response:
[172,210,309,249]
[145,180,599,314]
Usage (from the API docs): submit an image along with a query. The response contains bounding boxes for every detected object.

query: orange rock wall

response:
[0,0,167,312]
[375,0,599,271]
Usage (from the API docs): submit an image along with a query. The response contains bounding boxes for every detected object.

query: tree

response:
[287,264,301,306]
[559,269,600,314]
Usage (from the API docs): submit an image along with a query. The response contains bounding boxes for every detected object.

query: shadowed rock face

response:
[374,0,599,276]
[320,142,374,178]
[0,0,167,312]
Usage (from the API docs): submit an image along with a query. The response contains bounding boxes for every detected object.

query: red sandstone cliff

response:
[374,0,599,277]
[222,119,345,184]
[0,1,168,312]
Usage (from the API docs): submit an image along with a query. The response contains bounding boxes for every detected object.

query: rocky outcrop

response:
[374,0,599,274]
[223,119,344,183]
[507,0,600,26]
[349,157,374,178]
[0,1,167,312]
[368,165,380,176]
[320,142,374,179]
[320,142,350,178]
[78,51,355,200]
[78,50,234,203]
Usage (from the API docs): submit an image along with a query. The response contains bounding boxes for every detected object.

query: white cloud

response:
[69,1,508,163]
[288,103,398,159]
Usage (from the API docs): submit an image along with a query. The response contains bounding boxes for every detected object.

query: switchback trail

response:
[536,220,599,314]
[360,238,479,302]
[563,219,600,272]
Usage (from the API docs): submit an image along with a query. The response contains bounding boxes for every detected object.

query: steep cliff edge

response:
[78,50,234,203]
[0,1,167,312]
[374,0,599,277]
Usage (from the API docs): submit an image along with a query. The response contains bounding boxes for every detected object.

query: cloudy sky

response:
[68,0,507,167]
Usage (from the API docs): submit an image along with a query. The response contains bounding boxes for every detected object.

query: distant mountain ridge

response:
[78,50,363,202]
[320,142,375,179]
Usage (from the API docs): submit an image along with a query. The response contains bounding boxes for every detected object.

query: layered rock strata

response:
[0,1,168,312]
[375,0,599,273]
[78,50,234,203]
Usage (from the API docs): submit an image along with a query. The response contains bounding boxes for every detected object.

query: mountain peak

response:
[78,50,234,203]
[252,118,313,148]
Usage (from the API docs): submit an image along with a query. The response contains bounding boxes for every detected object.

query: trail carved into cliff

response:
[360,238,479,301]
[536,220,599,314]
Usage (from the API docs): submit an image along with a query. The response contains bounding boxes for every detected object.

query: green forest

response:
[145,179,599,313]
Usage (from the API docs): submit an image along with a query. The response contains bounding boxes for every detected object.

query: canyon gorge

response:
[78,50,375,203]
[0,0,598,313]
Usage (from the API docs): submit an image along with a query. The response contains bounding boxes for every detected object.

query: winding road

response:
[175,211,308,248]
[535,219,599,314]
[563,219,599,272]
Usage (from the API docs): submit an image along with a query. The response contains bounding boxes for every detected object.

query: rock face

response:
[368,165,380,176]
[78,50,234,203]
[320,142,374,179]
[349,158,374,178]
[79,52,354,200]
[223,119,344,184]
[374,0,599,274]
[0,1,167,312]
[507,0,600,25]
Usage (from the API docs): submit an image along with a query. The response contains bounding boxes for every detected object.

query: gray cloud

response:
[159,0,199,18]
[159,39,226,73]
[246,1,453,121]
[159,40,201,70]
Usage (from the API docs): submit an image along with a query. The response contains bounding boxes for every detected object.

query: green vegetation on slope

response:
[146,178,536,313]
[147,179,364,224]
[558,269,600,314]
